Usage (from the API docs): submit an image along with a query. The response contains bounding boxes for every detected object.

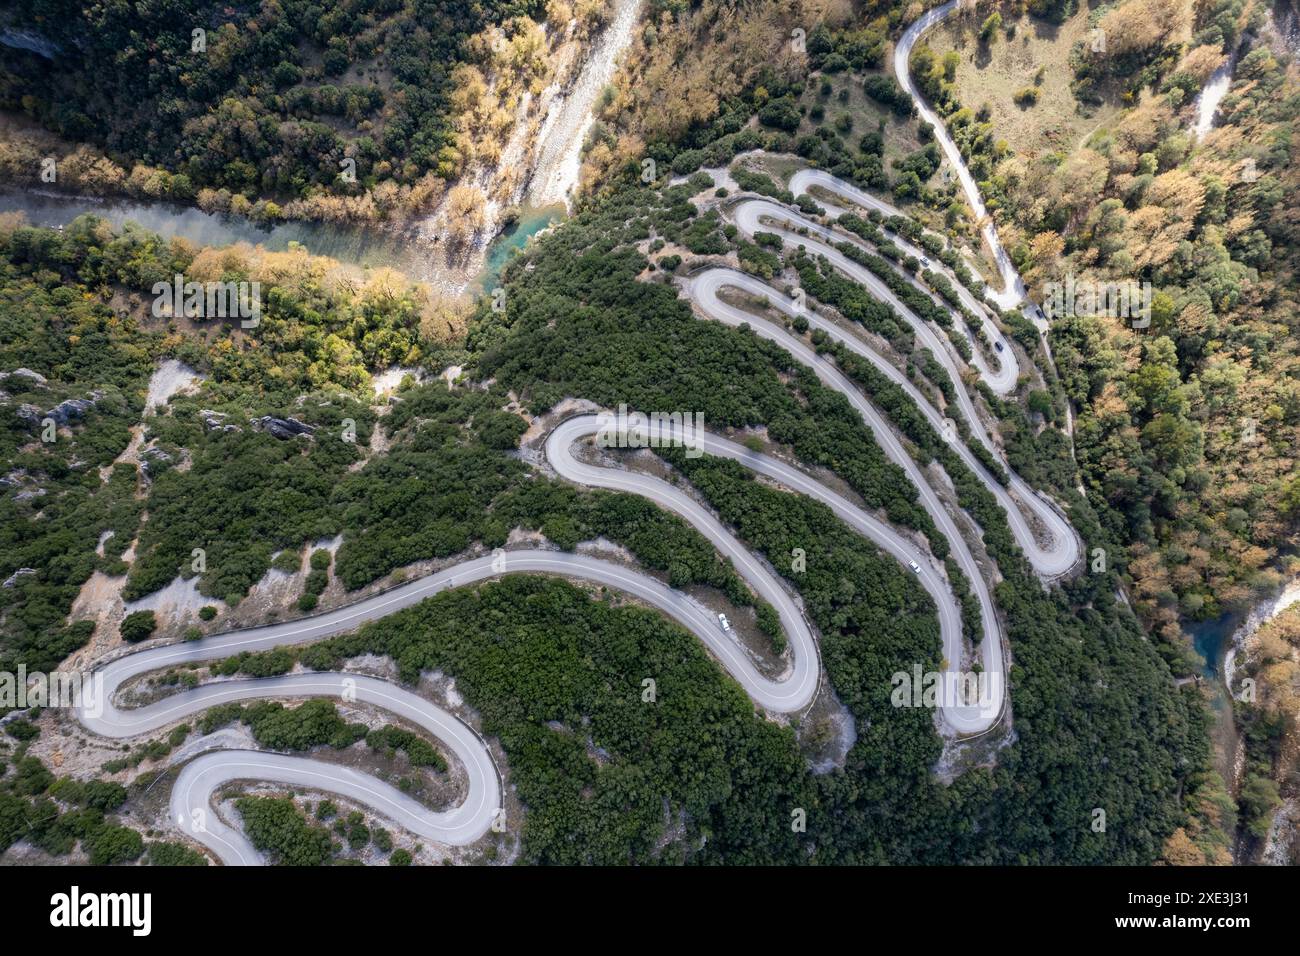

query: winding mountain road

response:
[732,197,1019,395]
[788,168,1004,334]
[165,674,501,866]
[77,546,803,864]
[65,5,1101,865]
[893,0,1030,313]
[551,414,1000,732]
[77,406,1014,863]
[678,271,1003,714]
[729,190,1081,578]
[687,256,1079,579]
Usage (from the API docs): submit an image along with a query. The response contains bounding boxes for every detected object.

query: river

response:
[1220,580,1300,688]
[0,189,438,275]
[1189,607,1249,680]
[1188,576,1300,841]
[0,187,568,295]
[478,203,564,290]
[1183,579,1300,688]
[0,0,644,293]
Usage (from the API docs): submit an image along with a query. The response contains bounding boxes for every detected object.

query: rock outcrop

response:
[250,416,315,440]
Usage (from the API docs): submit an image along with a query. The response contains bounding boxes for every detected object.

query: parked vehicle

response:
[717,613,731,632]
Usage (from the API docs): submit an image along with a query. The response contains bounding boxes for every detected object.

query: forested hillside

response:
[882,0,1299,858]
[467,177,1209,863]
[2,0,1296,868]
[0,211,759,670]
[0,169,1209,862]
[0,0,559,221]
[936,0,1300,643]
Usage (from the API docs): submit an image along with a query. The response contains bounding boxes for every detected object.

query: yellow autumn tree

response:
[1098,0,1192,58]
[443,184,486,245]
[1176,43,1228,83]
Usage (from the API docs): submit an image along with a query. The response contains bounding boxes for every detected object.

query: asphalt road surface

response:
[78,543,826,862]
[732,195,1020,395]
[893,0,1030,313]
[686,261,1080,579]
[70,5,1092,859]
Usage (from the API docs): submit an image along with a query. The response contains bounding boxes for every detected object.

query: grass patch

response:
[928,8,1121,160]
[795,69,925,178]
